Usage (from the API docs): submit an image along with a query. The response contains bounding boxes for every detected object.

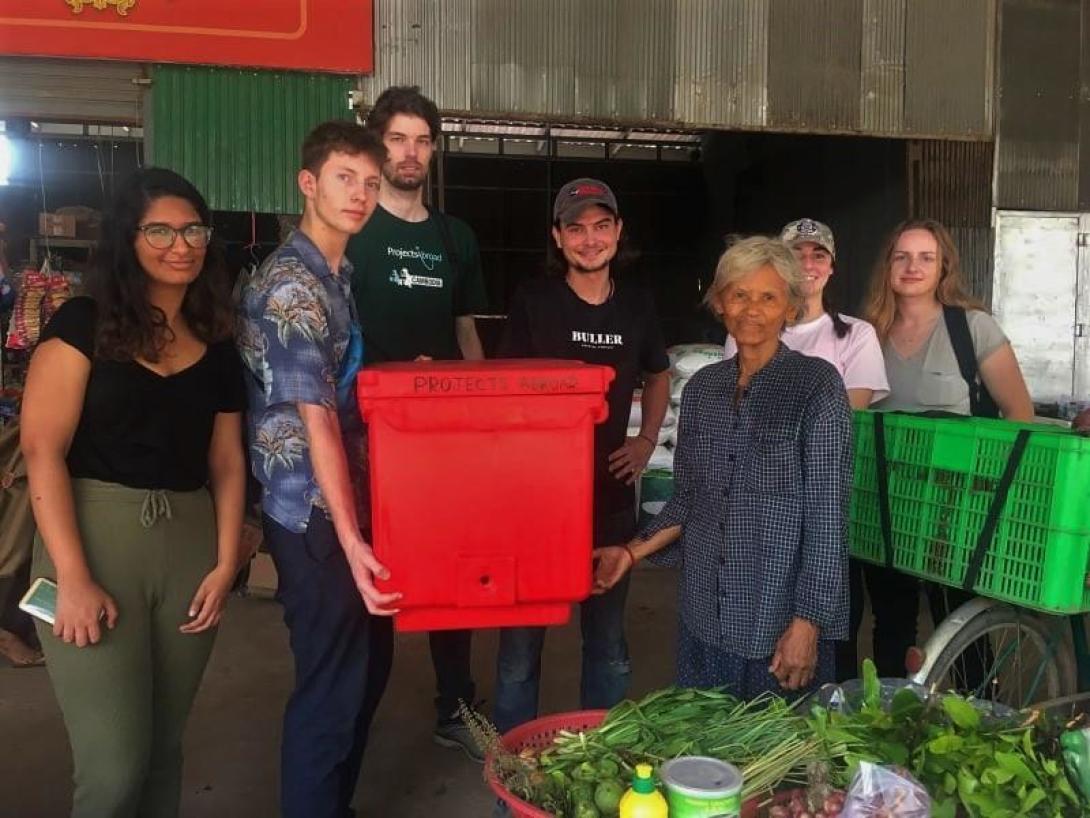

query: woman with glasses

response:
[20,167,247,817]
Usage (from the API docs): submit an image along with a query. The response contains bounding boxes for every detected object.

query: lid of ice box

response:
[357,359,615,400]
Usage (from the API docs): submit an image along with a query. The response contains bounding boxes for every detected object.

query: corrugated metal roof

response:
[768,0,862,131]
[952,225,997,305]
[910,140,993,226]
[362,0,474,115]
[1081,0,1090,211]
[860,0,906,134]
[615,0,675,121]
[669,0,770,129]
[994,0,1081,210]
[571,0,616,119]
[908,140,995,303]
[149,66,354,213]
[904,0,994,136]
[471,0,551,117]
[0,57,146,124]
[357,0,994,138]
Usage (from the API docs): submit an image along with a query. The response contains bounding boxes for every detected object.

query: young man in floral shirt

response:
[237,121,398,818]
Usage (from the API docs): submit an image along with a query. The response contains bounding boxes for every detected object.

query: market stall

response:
[480,660,1088,818]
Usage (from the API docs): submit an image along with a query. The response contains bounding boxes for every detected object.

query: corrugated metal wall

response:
[0,57,146,124]
[148,66,354,213]
[1082,1,1090,210]
[904,0,994,136]
[994,0,1085,211]
[361,0,995,139]
[909,140,996,302]
[768,0,862,131]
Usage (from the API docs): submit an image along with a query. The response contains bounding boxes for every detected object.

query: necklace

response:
[568,276,614,305]
[599,278,615,304]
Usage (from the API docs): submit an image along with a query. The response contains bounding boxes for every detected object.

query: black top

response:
[499,276,670,514]
[40,297,246,491]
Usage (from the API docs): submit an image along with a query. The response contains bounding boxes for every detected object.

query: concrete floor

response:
[0,564,681,818]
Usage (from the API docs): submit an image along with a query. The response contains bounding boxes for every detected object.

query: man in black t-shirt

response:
[493,178,670,738]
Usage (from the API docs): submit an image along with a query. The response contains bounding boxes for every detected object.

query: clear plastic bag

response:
[841,762,931,818]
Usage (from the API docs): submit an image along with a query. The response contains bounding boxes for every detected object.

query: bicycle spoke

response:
[927,610,1067,709]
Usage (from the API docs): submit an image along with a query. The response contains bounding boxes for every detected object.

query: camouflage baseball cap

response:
[781,218,835,259]
[553,178,619,225]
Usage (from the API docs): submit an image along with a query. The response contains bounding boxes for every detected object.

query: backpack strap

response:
[943,305,984,417]
[962,428,1032,592]
[873,412,895,569]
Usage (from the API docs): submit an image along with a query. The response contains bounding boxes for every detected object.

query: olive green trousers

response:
[34,479,218,818]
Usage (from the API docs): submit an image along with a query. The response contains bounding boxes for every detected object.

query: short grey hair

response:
[703,235,806,315]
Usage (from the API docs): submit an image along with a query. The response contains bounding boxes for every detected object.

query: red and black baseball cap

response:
[553,178,619,225]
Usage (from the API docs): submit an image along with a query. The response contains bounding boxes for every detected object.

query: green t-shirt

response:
[345,204,488,364]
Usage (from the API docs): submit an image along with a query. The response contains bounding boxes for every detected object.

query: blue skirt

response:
[676,621,835,701]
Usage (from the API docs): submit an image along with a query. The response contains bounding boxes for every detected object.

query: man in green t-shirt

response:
[348,87,487,364]
[346,85,487,762]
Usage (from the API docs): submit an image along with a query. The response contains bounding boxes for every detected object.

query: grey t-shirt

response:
[875,309,1008,415]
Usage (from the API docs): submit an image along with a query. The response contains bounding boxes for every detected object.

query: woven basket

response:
[486,710,608,817]
[485,709,797,817]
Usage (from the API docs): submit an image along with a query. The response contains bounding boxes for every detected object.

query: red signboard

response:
[0,0,373,74]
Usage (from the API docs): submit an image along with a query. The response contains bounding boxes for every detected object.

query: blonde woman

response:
[867,219,1031,419]
[858,218,1033,683]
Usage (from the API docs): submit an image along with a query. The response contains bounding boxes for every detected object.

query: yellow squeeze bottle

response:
[619,763,668,818]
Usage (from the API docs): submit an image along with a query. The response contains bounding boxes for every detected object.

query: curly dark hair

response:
[365,85,442,140]
[91,167,233,362]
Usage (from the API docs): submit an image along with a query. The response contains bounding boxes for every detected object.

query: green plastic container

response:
[850,411,1090,614]
[659,757,742,817]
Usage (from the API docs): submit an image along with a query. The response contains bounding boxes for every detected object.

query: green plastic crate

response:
[850,411,1090,614]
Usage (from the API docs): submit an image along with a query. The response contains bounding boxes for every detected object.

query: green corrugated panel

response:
[150,65,354,213]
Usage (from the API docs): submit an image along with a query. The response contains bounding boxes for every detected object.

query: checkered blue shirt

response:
[237,230,366,533]
[641,346,852,659]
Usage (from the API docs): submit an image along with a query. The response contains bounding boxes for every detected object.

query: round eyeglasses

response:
[138,223,213,250]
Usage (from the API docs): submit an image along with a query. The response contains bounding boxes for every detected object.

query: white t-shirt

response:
[725,313,890,403]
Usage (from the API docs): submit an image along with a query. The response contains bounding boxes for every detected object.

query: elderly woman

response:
[595,236,852,698]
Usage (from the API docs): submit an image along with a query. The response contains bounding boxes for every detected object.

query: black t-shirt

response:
[499,276,669,514]
[40,297,246,491]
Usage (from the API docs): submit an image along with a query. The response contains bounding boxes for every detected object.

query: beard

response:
[564,248,616,275]
[568,260,609,274]
[383,163,426,192]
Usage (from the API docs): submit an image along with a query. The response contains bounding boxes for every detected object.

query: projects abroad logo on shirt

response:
[386,244,445,289]
[389,269,443,289]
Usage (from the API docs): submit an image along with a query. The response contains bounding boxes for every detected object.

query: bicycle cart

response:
[851,410,1090,709]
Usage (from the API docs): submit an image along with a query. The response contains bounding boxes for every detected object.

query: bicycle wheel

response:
[921,602,1077,709]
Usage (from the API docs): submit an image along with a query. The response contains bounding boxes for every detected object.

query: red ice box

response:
[357,360,614,632]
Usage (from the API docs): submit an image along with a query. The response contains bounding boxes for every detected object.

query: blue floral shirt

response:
[237,230,366,533]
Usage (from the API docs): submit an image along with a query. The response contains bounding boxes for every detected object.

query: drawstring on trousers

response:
[140,490,173,528]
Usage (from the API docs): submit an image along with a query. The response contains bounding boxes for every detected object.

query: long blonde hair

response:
[863,219,986,341]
